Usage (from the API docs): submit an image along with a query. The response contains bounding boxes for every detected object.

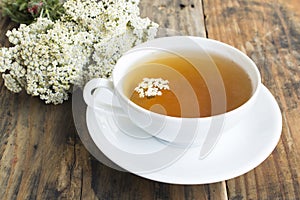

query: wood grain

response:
[140,0,206,37]
[1,0,300,199]
[203,0,300,199]
[0,0,226,200]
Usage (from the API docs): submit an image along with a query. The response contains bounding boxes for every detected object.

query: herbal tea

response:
[123,53,253,117]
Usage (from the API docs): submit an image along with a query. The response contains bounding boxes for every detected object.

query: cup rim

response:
[113,36,261,120]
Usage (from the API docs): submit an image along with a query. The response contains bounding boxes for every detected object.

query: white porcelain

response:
[86,85,282,184]
[84,36,261,154]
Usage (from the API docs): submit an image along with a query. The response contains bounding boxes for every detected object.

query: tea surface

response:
[123,53,252,117]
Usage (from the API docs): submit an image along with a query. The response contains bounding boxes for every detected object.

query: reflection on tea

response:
[123,53,252,118]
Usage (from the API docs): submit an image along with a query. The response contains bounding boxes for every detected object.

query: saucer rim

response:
[86,84,282,184]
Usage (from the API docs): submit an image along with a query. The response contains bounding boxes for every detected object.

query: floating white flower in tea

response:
[134,78,170,98]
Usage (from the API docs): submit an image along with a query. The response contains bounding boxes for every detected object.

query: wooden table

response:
[1,0,299,199]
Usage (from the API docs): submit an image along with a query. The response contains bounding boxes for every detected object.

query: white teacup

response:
[84,36,261,153]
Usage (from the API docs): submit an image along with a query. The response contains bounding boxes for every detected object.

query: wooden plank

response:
[202,0,300,199]
[0,15,88,200]
[140,0,207,37]
[0,1,229,200]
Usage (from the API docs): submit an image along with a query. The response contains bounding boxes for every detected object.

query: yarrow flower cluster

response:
[0,0,158,104]
[134,78,170,98]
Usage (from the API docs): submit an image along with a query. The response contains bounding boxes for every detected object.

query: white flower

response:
[2,74,23,93]
[0,0,158,104]
[134,78,170,98]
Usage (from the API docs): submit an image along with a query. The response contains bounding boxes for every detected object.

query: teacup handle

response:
[83,78,126,117]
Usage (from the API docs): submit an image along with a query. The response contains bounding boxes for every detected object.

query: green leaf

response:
[19,2,28,11]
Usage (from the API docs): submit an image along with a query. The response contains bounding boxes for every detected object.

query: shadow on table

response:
[72,86,126,172]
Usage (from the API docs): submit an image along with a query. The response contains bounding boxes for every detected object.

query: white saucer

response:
[86,85,282,184]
